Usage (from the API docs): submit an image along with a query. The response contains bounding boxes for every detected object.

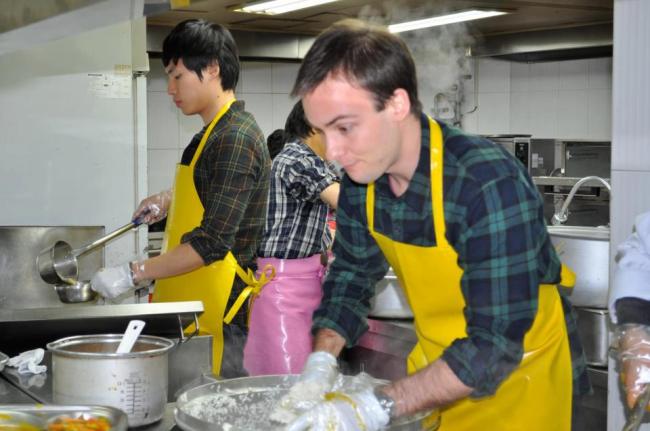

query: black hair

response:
[162,19,240,91]
[284,100,314,143]
[292,19,421,115]
[266,129,286,160]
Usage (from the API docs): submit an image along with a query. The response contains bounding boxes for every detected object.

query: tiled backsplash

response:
[146,57,613,196]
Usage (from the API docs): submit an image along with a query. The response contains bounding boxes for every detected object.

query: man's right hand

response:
[271,351,339,424]
[619,325,650,409]
[133,190,172,225]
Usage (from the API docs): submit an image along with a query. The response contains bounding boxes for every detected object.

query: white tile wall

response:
[462,57,612,140]
[146,59,301,195]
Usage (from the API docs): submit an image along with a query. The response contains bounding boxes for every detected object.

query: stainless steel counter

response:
[0,301,203,356]
[343,318,416,381]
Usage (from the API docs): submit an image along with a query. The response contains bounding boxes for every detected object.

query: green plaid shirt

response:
[179,101,270,327]
[314,115,590,397]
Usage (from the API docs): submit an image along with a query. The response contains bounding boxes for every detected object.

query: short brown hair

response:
[292,19,422,115]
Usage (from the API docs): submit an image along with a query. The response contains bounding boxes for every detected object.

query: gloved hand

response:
[133,189,172,225]
[286,388,390,431]
[618,324,650,409]
[271,351,339,424]
[91,263,136,299]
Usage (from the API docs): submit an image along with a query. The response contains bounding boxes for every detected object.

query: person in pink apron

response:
[244,101,340,375]
[91,19,271,377]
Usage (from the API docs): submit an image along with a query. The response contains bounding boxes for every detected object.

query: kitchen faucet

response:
[551,176,611,225]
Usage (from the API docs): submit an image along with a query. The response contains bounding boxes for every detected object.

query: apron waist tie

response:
[223,263,275,324]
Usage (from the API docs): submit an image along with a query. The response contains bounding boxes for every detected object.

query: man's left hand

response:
[286,388,389,431]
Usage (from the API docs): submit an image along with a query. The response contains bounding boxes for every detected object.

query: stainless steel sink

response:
[547,225,610,308]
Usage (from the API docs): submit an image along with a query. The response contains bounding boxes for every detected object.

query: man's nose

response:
[325,136,343,162]
[167,79,175,95]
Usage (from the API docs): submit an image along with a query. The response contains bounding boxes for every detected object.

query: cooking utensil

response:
[37,218,144,286]
[174,374,440,431]
[47,333,174,427]
[116,320,145,354]
[622,384,650,431]
[53,280,97,303]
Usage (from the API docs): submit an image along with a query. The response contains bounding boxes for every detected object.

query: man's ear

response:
[387,88,411,120]
[206,62,220,81]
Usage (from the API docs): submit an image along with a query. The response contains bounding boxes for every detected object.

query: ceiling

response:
[147,0,613,37]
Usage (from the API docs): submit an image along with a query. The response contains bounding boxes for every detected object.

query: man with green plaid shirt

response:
[278,19,590,431]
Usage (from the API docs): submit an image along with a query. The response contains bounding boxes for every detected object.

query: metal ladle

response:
[37,218,144,286]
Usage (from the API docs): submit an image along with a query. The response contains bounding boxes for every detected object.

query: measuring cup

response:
[37,218,144,285]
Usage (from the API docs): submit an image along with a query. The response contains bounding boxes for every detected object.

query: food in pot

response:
[47,416,111,431]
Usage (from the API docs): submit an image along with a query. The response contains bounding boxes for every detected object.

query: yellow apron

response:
[153,99,270,375]
[367,117,575,430]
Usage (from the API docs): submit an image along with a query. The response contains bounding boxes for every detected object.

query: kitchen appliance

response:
[482,135,532,172]
[174,374,439,430]
[47,334,175,427]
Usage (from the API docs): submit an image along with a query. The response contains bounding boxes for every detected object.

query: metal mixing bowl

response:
[175,374,440,430]
[54,280,97,303]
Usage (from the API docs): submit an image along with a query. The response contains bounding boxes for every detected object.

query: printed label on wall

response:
[87,72,132,99]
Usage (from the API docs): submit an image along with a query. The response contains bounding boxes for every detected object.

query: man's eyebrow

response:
[165,65,176,75]
[325,114,355,128]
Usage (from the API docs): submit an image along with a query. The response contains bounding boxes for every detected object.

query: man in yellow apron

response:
[91,19,271,377]
[282,20,591,430]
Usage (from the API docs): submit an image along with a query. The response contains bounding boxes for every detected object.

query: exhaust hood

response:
[470,23,612,62]
[0,0,206,57]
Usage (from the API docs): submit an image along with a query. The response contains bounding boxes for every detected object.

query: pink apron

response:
[244,254,325,375]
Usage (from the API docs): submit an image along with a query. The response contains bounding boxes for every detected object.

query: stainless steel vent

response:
[471,23,612,62]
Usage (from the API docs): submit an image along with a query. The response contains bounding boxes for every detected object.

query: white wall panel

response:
[148,92,179,150]
[557,90,589,139]
[510,62,530,93]
[529,61,560,92]
[0,21,141,266]
[476,92,510,135]
[271,62,300,94]
[241,62,272,93]
[559,59,589,90]
[587,89,613,141]
[528,91,558,138]
[477,58,510,93]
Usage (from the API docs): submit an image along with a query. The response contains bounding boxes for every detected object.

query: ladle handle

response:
[116,320,146,354]
[73,216,144,258]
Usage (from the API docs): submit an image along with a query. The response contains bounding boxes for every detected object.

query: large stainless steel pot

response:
[547,225,610,308]
[47,334,175,427]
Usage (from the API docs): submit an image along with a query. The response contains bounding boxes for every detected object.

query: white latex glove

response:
[133,189,172,225]
[90,263,135,299]
[8,349,47,374]
[271,351,339,424]
[286,388,389,431]
[618,324,650,409]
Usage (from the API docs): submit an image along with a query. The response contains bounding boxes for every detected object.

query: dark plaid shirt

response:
[179,101,270,326]
[258,140,338,259]
[313,115,590,397]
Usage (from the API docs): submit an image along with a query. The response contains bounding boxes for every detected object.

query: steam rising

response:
[358,3,474,119]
